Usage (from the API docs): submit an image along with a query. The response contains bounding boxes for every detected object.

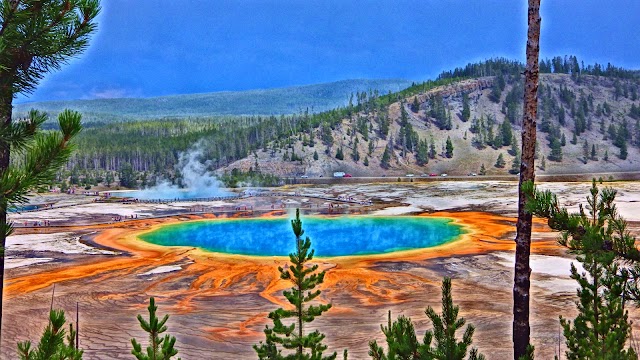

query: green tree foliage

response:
[368,278,485,360]
[254,209,337,360]
[445,136,454,158]
[489,78,502,103]
[381,146,392,169]
[509,154,521,175]
[547,135,563,162]
[335,147,344,161]
[495,153,506,168]
[500,120,513,147]
[131,297,180,360]
[526,181,639,360]
[0,0,100,333]
[118,162,136,188]
[416,139,429,166]
[461,93,471,122]
[479,163,486,175]
[17,309,82,360]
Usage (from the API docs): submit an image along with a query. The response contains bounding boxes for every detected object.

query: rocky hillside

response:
[222,73,640,177]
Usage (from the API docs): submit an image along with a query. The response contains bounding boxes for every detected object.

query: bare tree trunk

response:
[0,85,13,338]
[513,0,541,359]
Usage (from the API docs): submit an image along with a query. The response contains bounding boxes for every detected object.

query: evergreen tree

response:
[411,96,420,113]
[313,150,319,161]
[479,163,486,175]
[368,278,485,360]
[510,154,521,175]
[489,79,502,103]
[604,150,609,161]
[590,144,597,161]
[526,181,639,360]
[352,138,360,162]
[364,157,369,166]
[119,162,136,188]
[416,140,429,166]
[429,139,437,159]
[381,146,392,169]
[445,136,454,158]
[0,0,100,332]
[561,133,567,147]
[17,310,82,360]
[495,153,506,168]
[335,147,344,161]
[461,93,471,122]
[619,139,628,160]
[548,137,563,162]
[582,140,589,164]
[131,297,181,360]
[570,132,577,145]
[254,209,337,360]
[501,120,513,147]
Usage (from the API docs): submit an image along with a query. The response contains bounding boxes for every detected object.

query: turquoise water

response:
[140,216,464,257]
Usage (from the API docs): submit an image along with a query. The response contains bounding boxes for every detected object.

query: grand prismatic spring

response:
[140,216,465,257]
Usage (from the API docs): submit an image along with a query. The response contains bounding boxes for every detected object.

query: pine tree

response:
[368,278,485,360]
[510,154,521,174]
[254,209,337,360]
[381,146,392,169]
[352,138,360,162]
[0,1,100,332]
[582,140,589,164]
[590,144,597,161]
[445,136,454,158]
[570,132,577,145]
[417,139,429,166]
[364,157,369,166]
[335,147,344,160]
[604,150,609,161]
[131,297,181,360]
[429,139,437,159]
[495,153,506,168]
[313,150,319,161]
[479,164,486,175]
[461,93,471,122]
[17,310,83,360]
[548,137,563,162]
[561,133,566,146]
[526,181,639,360]
[619,139,628,160]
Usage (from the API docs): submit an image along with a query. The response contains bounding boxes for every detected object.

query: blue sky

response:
[17,0,640,103]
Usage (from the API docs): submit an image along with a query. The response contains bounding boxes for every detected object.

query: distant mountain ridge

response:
[14,79,413,121]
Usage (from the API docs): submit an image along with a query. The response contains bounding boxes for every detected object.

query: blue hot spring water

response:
[139,216,464,257]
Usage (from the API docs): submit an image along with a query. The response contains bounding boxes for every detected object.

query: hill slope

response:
[14,79,413,121]
[223,73,640,177]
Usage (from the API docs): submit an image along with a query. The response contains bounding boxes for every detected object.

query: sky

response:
[16,0,640,103]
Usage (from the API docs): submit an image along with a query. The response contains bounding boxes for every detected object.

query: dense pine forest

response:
[48,57,640,189]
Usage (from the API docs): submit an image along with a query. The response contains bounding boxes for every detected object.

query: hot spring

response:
[139,216,465,257]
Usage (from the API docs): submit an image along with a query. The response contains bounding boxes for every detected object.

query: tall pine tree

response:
[254,209,338,360]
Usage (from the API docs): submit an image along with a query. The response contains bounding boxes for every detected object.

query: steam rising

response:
[130,142,232,200]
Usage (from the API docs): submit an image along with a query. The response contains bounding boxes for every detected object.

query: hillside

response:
[222,72,640,178]
[58,58,640,188]
[14,79,413,121]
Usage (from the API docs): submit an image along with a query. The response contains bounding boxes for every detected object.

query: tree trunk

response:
[513,1,541,359]
[0,84,13,338]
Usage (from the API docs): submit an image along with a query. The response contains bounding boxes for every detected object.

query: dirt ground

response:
[3,181,640,359]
